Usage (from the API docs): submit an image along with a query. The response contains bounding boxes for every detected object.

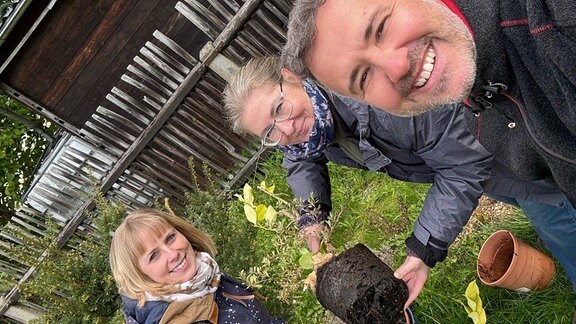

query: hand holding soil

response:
[394,255,430,308]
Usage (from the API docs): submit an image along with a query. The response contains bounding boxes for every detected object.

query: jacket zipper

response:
[467,81,516,139]
[468,81,576,164]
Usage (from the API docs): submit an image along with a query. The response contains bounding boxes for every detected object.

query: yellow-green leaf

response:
[298,252,314,270]
[479,309,486,323]
[255,204,267,222]
[467,299,477,313]
[466,280,481,312]
[466,280,480,300]
[260,181,275,193]
[244,205,257,225]
[468,313,481,322]
[265,205,277,223]
[243,183,254,206]
[468,310,487,324]
[463,280,486,324]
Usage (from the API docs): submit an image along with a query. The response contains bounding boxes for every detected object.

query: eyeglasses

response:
[261,82,293,147]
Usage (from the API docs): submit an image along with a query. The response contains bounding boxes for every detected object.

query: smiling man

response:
[283,0,576,309]
[306,0,476,117]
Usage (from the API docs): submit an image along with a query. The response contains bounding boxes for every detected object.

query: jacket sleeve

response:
[282,153,332,229]
[405,104,493,267]
[121,295,168,324]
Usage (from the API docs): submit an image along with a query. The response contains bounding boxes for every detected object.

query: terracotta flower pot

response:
[477,230,556,292]
[315,243,412,324]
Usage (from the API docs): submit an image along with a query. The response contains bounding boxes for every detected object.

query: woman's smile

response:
[171,256,188,273]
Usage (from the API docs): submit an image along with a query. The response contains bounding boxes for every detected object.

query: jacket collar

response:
[440,0,475,39]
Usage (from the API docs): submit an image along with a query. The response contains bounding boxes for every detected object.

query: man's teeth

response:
[414,47,436,88]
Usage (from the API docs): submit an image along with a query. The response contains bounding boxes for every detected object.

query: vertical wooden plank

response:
[41,0,140,109]
[4,0,116,98]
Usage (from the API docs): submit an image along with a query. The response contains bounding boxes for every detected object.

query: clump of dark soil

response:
[315,243,409,324]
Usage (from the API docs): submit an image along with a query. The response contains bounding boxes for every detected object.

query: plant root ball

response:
[315,243,409,324]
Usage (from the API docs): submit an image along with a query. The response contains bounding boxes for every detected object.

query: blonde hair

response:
[109,208,216,306]
[222,56,283,135]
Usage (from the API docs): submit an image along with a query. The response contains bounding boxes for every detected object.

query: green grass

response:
[419,213,575,324]
[231,151,575,324]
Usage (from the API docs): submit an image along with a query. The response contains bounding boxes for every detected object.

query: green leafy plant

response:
[0,95,58,223]
[233,180,326,320]
[459,280,487,324]
[235,182,279,226]
[236,182,316,273]
[0,192,126,323]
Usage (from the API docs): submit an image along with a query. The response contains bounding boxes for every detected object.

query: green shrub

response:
[0,192,125,323]
[182,162,259,278]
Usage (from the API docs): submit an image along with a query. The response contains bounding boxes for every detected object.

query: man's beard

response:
[389,72,475,117]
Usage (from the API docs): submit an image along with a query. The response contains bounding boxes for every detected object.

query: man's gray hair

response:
[281,0,326,78]
[222,56,283,135]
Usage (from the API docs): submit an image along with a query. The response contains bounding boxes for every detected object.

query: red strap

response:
[440,0,475,39]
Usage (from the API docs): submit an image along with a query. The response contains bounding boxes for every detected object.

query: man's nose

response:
[370,46,410,84]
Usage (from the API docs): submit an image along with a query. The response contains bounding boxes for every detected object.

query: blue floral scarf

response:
[278,79,335,160]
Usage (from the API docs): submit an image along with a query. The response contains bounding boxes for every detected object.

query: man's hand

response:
[301,224,327,254]
[393,255,430,308]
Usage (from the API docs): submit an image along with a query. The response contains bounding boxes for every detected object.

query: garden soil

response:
[315,243,409,324]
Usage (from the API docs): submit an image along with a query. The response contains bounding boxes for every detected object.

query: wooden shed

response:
[0,0,289,320]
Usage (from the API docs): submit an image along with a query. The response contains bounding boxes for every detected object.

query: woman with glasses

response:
[223,56,573,309]
[223,56,340,253]
[223,54,494,265]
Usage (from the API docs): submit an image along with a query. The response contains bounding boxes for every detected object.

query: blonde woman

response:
[110,208,284,324]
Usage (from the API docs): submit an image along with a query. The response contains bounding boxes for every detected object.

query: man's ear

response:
[281,68,302,84]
